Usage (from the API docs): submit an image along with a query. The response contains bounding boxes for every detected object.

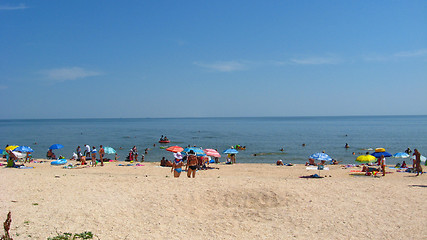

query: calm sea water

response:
[1,116,426,165]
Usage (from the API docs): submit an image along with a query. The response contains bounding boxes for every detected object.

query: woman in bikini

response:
[171,152,184,178]
[186,150,198,178]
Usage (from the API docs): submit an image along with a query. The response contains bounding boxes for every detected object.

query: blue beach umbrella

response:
[309,152,333,161]
[183,147,206,156]
[104,147,116,154]
[13,146,34,152]
[223,148,239,154]
[49,144,64,150]
[393,152,410,158]
[371,151,392,158]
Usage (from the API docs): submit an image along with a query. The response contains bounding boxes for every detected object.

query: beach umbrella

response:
[309,152,332,161]
[204,149,221,158]
[13,146,34,153]
[371,151,392,158]
[393,152,410,158]
[166,146,184,153]
[223,148,239,154]
[183,147,206,156]
[5,145,19,151]
[104,147,116,154]
[49,144,64,150]
[356,154,377,163]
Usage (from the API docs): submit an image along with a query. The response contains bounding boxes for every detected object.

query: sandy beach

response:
[1,160,426,239]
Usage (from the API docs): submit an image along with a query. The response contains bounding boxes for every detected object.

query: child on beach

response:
[81,156,86,165]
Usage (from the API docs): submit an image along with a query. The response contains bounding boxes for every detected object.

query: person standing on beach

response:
[91,146,97,167]
[132,146,138,162]
[76,146,81,161]
[84,144,91,157]
[231,154,236,164]
[380,155,386,176]
[413,149,423,176]
[187,150,198,178]
[99,145,105,166]
[171,152,183,178]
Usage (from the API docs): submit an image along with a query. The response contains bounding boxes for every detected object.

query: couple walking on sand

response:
[171,150,198,178]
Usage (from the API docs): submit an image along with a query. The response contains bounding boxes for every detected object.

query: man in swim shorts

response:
[99,145,105,166]
[187,150,198,178]
[413,149,423,176]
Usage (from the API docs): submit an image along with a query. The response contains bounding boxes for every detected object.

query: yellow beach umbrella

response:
[5,145,19,151]
[356,154,376,163]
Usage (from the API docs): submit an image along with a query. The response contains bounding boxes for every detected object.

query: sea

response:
[1,116,426,165]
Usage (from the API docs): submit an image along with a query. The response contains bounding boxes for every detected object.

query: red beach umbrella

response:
[204,149,221,158]
[166,146,184,153]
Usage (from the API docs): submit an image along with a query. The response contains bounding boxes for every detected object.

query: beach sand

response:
[1,160,426,239]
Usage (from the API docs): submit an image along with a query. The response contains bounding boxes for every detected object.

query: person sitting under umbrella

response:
[305,158,317,166]
[46,149,56,160]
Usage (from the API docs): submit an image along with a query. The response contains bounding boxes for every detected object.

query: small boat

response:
[159,140,170,143]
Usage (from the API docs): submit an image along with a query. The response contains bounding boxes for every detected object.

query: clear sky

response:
[1,1,426,119]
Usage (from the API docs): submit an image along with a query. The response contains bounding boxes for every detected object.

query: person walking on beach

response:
[91,146,97,167]
[99,145,105,166]
[186,150,198,178]
[413,149,423,176]
[171,152,184,178]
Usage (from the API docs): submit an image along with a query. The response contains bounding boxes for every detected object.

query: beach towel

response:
[306,166,329,170]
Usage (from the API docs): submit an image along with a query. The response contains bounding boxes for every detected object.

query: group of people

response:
[127,146,144,162]
[161,150,216,178]
[75,144,106,167]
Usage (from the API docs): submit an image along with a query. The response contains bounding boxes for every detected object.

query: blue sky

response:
[1,1,426,119]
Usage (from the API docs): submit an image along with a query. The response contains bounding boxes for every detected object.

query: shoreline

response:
[1,159,426,239]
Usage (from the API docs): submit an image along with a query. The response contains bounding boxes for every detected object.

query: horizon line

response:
[1,114,426,121]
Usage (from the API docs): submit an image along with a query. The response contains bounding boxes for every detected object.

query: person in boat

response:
[160,135,164,141]
[345,143,349,148]
[164,136,168,141]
